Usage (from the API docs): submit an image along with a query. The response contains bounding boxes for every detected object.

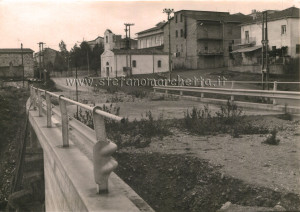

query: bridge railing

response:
[153,84,300,105]
[30,86,124,194]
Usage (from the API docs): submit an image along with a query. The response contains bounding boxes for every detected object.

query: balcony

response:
[198,49,223,56]
[233,37,256,46]
[197,31,223,40]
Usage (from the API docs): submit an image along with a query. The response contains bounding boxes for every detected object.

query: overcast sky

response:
[0,0,299,52]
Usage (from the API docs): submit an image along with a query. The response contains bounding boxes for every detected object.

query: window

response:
[106,62,109,66]
[281,25,286,35]
[175,14,178,23]
[176,45,178,52]
[204,43,208,51]
[106,36,108,43]
[181,44,183,53]
[180,29,184,37]
[175,30,178,38]
[245,31,249,43]
[132,60,136,67]
[296,44,300,54]
[180,14,183,22]
[157,60,161,68]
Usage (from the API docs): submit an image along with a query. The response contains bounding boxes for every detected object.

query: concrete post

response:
[58,96,69,147]
[37,89,42,117]
[201,93,204,99]
[165,90,168,94]
[231,81,235,102]
[92,106,118,194]
[231,81,235,89]
[273,81,277,105]
[180,91,183,96]
[33,88,37,110]
[45,92,52,128]
[231,95,234,102]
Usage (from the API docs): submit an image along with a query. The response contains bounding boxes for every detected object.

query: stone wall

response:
[0,53,34,77]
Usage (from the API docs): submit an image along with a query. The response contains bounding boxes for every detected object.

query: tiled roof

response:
[136,22,167,35]
[184,11,252,23]
[112,49,168,55]
[242,6,300,25]
[0,48,34,53]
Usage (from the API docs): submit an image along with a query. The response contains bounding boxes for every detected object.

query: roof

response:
[231,45,262,53]
[242,6,300,25]
[136,22,167,35]
[87,36,104,43]
[0,48,34,54]
[112,49,168,55]
[183,11,252,23]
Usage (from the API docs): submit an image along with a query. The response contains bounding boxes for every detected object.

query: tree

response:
[58,40,69,72]
[90,43,104,75]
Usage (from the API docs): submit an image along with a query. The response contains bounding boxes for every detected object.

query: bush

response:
[74,107,171,148]
[182,101,269,136]
[263,129,280,145]
[106,111,171,148]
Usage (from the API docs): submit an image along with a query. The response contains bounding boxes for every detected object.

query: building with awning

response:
[231,45,262,53]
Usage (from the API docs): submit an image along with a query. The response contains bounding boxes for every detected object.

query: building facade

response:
[230,7,300,74]
[0,48,34,77]
[162,10,252,70]
[86,36,104,49]
[136,22,166,49]
[101,29,168,77]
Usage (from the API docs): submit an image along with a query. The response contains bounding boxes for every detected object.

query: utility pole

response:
[21,43,24,87]
[37,42,45,80]
[261,11,269,90]
[124,23,134,76]
[163,8,174,80]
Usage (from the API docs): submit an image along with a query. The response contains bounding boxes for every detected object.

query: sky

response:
[0,0,299,52]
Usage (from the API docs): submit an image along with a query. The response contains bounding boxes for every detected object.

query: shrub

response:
[182,101,269,137]
[263,129,280,145]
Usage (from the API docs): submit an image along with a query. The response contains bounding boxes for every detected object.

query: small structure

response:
[101,29,168,77]
[0,48,34,77]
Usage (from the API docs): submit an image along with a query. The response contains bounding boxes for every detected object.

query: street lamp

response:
[163,8,174,80]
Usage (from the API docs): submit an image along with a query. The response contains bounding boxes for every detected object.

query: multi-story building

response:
[162,10,252,70]
[230,6,300,74]
[0,48,34,77]
[136,21,166,49]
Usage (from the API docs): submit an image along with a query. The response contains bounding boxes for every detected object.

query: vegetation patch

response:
[181,101,269,137]
[0,87,29,210]
[74,106,171,148]
[262,129,280,145]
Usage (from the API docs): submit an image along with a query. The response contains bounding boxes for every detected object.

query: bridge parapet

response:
[28,86,154,212]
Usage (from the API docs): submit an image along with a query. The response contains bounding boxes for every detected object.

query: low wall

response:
[230,64,285,75]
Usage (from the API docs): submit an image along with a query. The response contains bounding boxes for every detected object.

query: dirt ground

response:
[51,76,300,211]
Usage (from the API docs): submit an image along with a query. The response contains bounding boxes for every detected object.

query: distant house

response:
[136,21,166,49]
[0,48,34,77]
[34,47,59,68]
[101,29,168,77]
[162,10,252,69]
[231,6,300,74]
[86,36,104,49]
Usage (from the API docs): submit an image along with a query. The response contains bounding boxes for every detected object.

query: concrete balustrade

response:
[30,87,123,194]
[28,86,152,212]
